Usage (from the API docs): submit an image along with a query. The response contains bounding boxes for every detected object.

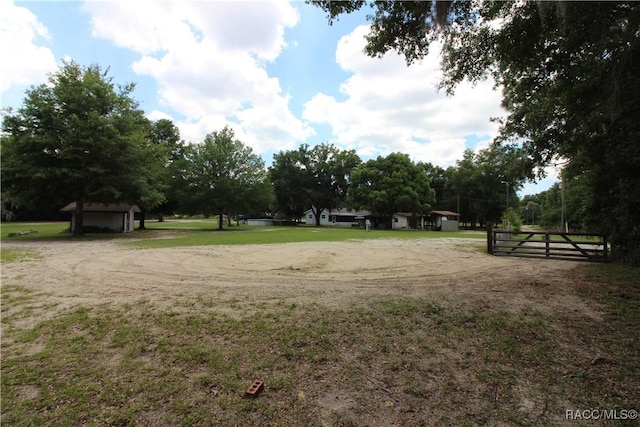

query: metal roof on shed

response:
[60,202,141,213]
[428,210,460,217]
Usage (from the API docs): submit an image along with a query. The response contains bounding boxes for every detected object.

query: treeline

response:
[0,61,565,232]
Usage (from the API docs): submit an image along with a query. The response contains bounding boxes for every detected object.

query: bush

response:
[501,208,522,233]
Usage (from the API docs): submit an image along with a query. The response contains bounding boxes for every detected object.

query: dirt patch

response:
[1,238,586,318]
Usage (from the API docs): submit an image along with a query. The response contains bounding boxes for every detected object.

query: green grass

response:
[2,281,638,426]
[578,263,640,285]
[1,222,69,241]
[1,219,485,248]
[0,247,42,263]
[1,221,147,243]
[132,220,485,249]
[144,218,223,230]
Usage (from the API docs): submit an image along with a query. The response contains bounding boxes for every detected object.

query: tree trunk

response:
[73,199,84,237]
[218,212,224,230]
[139,209,146,230]
[312,206,323,227]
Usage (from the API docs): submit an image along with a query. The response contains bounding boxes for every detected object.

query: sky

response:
[0,0,558,196]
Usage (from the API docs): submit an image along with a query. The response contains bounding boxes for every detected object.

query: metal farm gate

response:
[486,224,609,262]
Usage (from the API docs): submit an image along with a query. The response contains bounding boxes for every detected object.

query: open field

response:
[0,219,486,246]
[1,223,639,425]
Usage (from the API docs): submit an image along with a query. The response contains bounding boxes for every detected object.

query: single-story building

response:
[304,208,460,230]
[392,212,429,229]
[305,208,371,227]
[60,202,140,233]
[426,210,460,231]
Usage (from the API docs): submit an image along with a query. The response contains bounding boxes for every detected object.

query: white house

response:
[304,208,370,227]
[60,202,140,233]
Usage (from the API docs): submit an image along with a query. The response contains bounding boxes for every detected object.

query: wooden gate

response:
[486,224,609,262]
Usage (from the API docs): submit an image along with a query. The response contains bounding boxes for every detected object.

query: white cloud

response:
[182,1,299,62]
[83,1,193,54]
[0,0,57,96]
[82,0,312,153]
[303,25,505,167]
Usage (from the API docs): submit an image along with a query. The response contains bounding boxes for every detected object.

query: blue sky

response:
[1,0,557,196]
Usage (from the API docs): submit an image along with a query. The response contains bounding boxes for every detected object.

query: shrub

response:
[501,208,522,233]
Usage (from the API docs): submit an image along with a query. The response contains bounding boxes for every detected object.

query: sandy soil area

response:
[1,237,594,320]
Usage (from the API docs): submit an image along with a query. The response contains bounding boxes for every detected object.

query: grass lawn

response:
[1,221,70,241]
[134,220,485,249]
[1,219,485,249]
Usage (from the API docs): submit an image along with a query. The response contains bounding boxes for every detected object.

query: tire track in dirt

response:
[1,238,588,318]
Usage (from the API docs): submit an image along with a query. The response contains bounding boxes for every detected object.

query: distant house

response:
[60,202,140,233]
[303,208,460,230]
[392,213,413,229]
[426,210,460,231]
[304,208,371,227]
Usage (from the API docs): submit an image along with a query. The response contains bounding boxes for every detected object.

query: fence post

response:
[545,232,550,258]
[487,223,493,255]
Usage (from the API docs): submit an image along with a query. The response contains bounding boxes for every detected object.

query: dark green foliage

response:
[422,145,532,227]
[519,198,542,227]
[145,119,189,223]
[348,152,435,225]
[269,149,310,221]
[182,126,271,229]
[269,143,361,224]
[419,162,448,208]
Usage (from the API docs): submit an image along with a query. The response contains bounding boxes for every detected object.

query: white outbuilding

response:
[60,202,139,233]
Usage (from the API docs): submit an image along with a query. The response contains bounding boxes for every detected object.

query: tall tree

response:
[270,143,361,226]
[520,198,541,227]
[442,145,530,227]
[1,60,154,236]
[312,1,640,263]
[348,152,435,227]
[185,126,270,230]
[419,162,448,208]
[302,143,361,226]
[269,149,309,222]
[145,119,187,225]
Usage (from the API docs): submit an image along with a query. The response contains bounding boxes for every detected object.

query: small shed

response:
[392,213,412,229]
[60,202,140,233]
[427,210,460,231]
